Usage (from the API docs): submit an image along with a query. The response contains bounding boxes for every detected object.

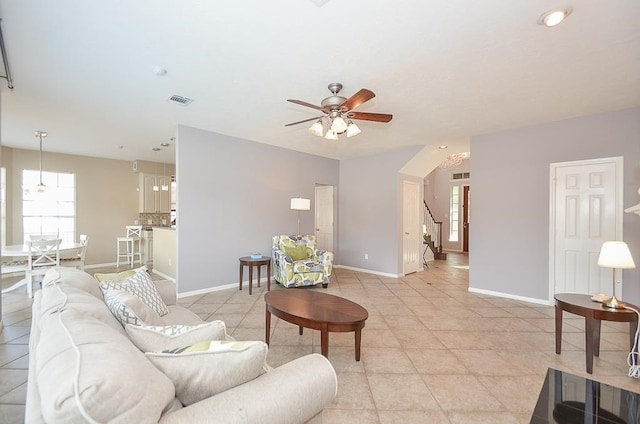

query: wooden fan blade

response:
[340,89,375,111]
[287,99,323,111]
[348,112,393,123]
[284,116,324,127]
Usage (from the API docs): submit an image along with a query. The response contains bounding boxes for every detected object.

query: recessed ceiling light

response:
[152,147,161,151]
[438,145,448,150]
[160,143,170,147]
[538,7,572,27]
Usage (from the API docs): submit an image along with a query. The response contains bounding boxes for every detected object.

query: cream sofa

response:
[26,267,337,423]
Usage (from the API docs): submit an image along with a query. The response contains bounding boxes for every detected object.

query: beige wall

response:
[0,146,173,266]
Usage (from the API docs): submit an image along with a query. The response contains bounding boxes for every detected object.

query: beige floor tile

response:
[0,404,25,424]
[329,372,376,410]
[451,349,523,376]
[477,375,542,414]
[361,329,401,349]
[322,408,380,424]
[446,411,520,424]
[0,382,27,404]
[326,346,366,373]
[0,369,28,397]
[394,329,447,349]
[368,373,440,411]
[406,348,469,375]
[378,409,450,424]
[421,374,504,412]
[362,348,416,374]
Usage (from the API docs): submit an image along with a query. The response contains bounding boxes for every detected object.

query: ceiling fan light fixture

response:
[346,120,361,138]
[325,129,338,140]
[309,120,324,137]
[330,116,347,134]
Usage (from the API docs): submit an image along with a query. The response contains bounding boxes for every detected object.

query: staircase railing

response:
[423,201,446,259]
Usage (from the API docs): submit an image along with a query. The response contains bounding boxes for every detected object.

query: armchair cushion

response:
[283,245,311,261]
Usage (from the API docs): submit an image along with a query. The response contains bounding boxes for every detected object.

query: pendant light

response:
[152,147,160,191]
[35,131,47,192]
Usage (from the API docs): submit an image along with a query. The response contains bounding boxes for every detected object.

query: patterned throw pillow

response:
[146,340,269,406]
[99,266,169,316]
[103,289,164,327]
[125,321,228,352]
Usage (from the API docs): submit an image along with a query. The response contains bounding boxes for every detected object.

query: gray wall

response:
[176,125,339,293]
[338,146,423,275]
[470,107,640,303]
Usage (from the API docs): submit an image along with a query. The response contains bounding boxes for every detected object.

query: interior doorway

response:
[314,185,334,252]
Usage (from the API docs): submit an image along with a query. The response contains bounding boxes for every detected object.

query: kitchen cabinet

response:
[139,173,171,213]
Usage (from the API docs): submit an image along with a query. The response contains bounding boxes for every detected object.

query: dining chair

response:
[60,234,89,271]
[116,226,142,268]
[26,238,61,298]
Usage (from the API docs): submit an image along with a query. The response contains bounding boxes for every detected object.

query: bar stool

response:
[116,225,142,268]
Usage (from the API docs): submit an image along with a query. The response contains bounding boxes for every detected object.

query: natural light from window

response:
[449,185,459,242]
[22,170,76,243]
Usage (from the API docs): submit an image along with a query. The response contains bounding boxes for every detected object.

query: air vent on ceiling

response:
[167,95,193,106]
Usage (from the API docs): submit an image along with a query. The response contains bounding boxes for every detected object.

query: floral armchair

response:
[272,235,333,288]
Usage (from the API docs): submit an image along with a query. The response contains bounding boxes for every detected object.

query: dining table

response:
[1,241,83,295]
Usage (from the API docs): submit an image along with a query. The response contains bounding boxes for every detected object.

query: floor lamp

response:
[290,197,310,235]
[597,241,636,309]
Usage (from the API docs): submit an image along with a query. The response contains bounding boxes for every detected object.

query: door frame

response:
[402,180,421,275]
[314,184,335,253]
[462,185,470,253]
[548,156,624,302]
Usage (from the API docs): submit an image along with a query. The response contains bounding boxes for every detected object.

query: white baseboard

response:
[151,269,175,282]
[176,276,271,298]
[334,265,402,278]
[468,287,553,306]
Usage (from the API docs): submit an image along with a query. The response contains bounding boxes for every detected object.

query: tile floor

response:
[2,254,640,423]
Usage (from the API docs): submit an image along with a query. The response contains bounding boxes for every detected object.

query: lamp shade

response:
[290,197,310,211]
[597,241,636,269]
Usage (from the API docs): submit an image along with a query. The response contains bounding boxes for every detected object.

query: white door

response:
[550,157,623,298]
[315,185,334,252]
[403,180,420,274]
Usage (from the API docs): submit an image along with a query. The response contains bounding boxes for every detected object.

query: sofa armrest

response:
[154,279,177,306]
[158,354,337,424]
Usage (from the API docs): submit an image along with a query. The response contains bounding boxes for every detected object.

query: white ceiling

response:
[0,1,638,164]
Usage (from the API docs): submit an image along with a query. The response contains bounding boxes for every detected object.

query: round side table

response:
[238,256,271,295]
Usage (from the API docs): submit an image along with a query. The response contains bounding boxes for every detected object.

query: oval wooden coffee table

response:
[265,290,368,361]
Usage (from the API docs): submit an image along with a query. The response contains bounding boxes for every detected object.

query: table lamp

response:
[597,241,636,309]
[290,197,310,234]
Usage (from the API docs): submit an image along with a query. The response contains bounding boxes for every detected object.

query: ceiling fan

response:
[285,83,393,139]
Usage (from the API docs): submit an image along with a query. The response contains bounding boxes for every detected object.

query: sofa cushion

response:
[99,266,169,316]
[125,321,227,352]
[104,289,164,327]
[93,267,140,282]
[146,340,268,406]
[35,285,176,423]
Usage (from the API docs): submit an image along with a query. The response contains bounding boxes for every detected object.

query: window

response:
[449,185,459,242]
[22,170,76,242]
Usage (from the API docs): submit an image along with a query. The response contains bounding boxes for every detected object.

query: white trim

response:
[548,156,624,304]
[176,276,271,298]
[468,287,553,306]
[151,269,175,282]
[334,264,402,278]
